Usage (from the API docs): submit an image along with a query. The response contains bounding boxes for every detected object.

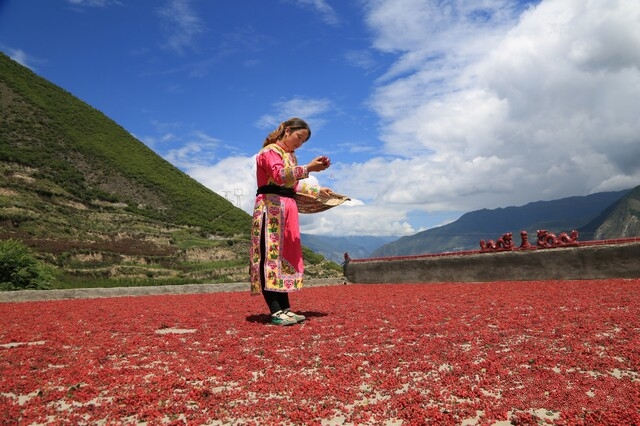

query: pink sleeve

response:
[257,149,308,187]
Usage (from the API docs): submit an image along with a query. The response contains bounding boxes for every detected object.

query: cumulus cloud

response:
[171,0,640,238]
[299,201,415,236]
[185,155,257,212]
[344,0,640,220]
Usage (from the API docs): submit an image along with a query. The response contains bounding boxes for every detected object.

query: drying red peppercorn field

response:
[1,279,639,425]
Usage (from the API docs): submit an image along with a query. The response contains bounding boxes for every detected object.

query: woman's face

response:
[280,128,309,152]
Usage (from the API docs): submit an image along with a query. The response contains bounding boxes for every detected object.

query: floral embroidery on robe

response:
[249,144,319,294]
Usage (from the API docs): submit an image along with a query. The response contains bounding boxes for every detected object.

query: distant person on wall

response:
[249,117,332,326]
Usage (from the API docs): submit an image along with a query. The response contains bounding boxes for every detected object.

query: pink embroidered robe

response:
[249,144,319,294]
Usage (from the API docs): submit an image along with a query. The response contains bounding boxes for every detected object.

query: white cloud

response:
[344,50,377,71]
[186,156,257,212]
[350,0,640,216]
[255,97,333,132]
[365,0,523,80]
[299,202,416,236]
[287,0,340,26]
[65,0,121,6]
[169,0,640,238]
[163,131,221,168]
[6,48,34,70]
[157,0,205,55]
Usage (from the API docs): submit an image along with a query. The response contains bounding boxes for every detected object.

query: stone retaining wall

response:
[344,242,640,284]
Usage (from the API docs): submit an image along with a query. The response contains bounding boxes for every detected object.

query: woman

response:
[249,118,332,326]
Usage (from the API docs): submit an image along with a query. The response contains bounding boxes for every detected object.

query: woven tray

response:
[295,192,350,214]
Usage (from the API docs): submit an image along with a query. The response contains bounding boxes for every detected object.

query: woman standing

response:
[249,118,332,326]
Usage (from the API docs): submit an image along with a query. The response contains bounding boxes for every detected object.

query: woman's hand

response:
[307,156,331,172]
[319,187,333,198]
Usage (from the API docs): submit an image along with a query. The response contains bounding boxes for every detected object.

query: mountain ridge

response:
[0,52,248,235]
[301,234,396,263]
[370,188,637,258]
[593,186,640,239]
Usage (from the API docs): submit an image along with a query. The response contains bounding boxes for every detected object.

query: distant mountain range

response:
[304,187,640,262]
[301,234,396,264]
[371,188,639,258]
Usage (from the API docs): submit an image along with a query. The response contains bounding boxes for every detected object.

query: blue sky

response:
[2,0,640,237]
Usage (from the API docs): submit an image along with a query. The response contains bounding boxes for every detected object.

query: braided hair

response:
[263,117,311,147]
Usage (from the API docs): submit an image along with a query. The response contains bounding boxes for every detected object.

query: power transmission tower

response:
[234,188,243,208]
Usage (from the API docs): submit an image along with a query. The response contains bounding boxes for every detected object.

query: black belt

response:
[256,185,295,198]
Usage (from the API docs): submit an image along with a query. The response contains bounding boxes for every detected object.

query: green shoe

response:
[284,309,306,323]
[271,310,297,326]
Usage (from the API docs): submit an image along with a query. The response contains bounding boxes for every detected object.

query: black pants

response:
[260,215,290,314]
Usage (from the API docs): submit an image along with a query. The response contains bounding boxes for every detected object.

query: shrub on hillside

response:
[302,246,326,265]
[0,239,54,290]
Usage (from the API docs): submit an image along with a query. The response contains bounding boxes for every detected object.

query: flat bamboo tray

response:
[295,192,350,214]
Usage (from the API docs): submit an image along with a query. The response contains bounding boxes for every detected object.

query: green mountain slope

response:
[0,53,340,288]
[0,52,247,235]
[593,186,640,239]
